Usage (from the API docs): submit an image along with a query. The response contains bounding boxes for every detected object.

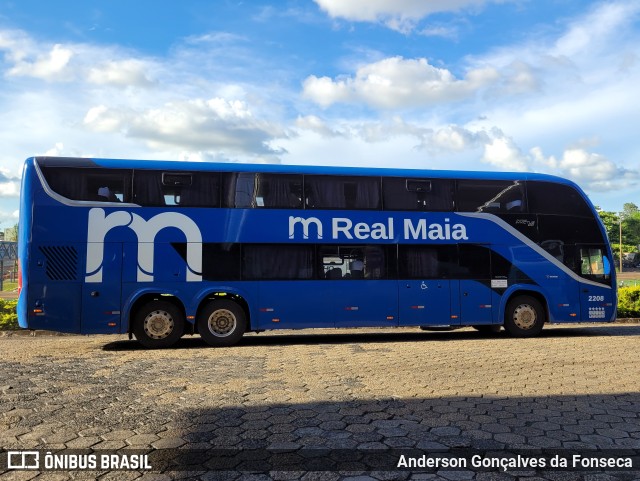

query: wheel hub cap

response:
[513,304,537,330]
[144,310,174,339]
[208,309,237,337]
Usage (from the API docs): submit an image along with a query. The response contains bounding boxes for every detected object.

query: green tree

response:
[596,207,619,243]
[623,202,639,216]
[621,204,640,248]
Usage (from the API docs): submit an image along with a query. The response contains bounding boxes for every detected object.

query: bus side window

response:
[97,187,120,202]
[179,173,220,207]
[527,181,592,217]
[578,246,611,285]
[255,174,303,208]
[223,174,303,209]
[306,176,380,210]
[41,167,131,202]
[243,245,314,279]
[320,246,385,279]
[457,244,491,279]
[133,170,165,206]
[382,178,454,211]
[457,180,525,213]
[398,245,457,278]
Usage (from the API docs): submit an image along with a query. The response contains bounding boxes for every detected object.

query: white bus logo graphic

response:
[86,208,203,283]
[289,216,323,239]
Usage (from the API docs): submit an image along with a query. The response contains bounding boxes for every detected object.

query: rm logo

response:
[85,208,203,283]
[289,216,323,239]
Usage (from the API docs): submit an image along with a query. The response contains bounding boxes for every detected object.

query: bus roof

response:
[31,156,575,186]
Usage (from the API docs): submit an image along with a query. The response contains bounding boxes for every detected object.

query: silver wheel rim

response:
[144,310,175,339]
[208,309,237,337]
[513,304,537,330]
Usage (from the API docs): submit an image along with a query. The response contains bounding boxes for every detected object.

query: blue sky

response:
[0,0,639,228]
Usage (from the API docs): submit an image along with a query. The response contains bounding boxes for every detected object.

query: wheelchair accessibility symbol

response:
[420,281,428,290]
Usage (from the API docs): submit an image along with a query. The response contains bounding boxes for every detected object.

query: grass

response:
[1,281,17,292]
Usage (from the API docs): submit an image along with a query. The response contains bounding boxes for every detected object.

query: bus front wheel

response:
[133,300,184,348]
[198,300,246,347]
[504,295,545,337]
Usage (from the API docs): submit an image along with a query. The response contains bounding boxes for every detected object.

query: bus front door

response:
[577,245,615,322]
[399,280,452,326]
[81,243,123,334]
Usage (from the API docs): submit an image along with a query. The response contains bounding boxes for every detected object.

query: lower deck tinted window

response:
[243,245,314,280]
[458,244,491,279]
[173,243,241,280]
[319,246,387,279]
[398,245,457,278]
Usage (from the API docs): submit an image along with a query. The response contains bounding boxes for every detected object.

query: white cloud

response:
[314,0,505,32]
[530,147,639,191]
[290,112,640,193]
[303,56,499,108]
[295,115,343,137]
[44,142,65,156]
[84,98,286,157]
[7,43,73,81]
[0,168,21,198]
[83,105,128,133]
[0,181,20,197]
[87,59,154,87]
[482,135,529,171]
[553,1,640,59]
[0,29,158,87]
[0,209,19,228]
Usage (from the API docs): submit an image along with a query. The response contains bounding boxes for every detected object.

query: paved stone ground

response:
[1,323,640,480]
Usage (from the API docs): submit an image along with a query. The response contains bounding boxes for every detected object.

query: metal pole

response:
[620,215,623,273]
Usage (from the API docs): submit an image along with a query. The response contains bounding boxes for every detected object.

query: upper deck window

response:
[382,178,453,211]
[305,175,381,210]
[40,166,131,202]
[456,180,525,213]
[223,173,303,209]
[527,181,592,217]
[133,170,220,207]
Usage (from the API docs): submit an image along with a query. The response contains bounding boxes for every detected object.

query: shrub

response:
[617,286,640,318]
[0,299,18,330]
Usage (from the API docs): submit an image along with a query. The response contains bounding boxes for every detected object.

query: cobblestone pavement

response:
[1,323,640,480]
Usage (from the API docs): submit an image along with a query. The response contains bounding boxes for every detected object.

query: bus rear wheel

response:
[198,300,246,347]
[133,300,184,348]
[504,295,545,337]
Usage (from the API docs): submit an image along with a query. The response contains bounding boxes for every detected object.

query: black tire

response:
[504,295,545,337]
[472,325,501,334]
[133,300,184,348]
[197,300,246,347]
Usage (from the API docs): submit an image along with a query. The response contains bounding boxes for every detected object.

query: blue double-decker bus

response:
[18,156,616,347]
